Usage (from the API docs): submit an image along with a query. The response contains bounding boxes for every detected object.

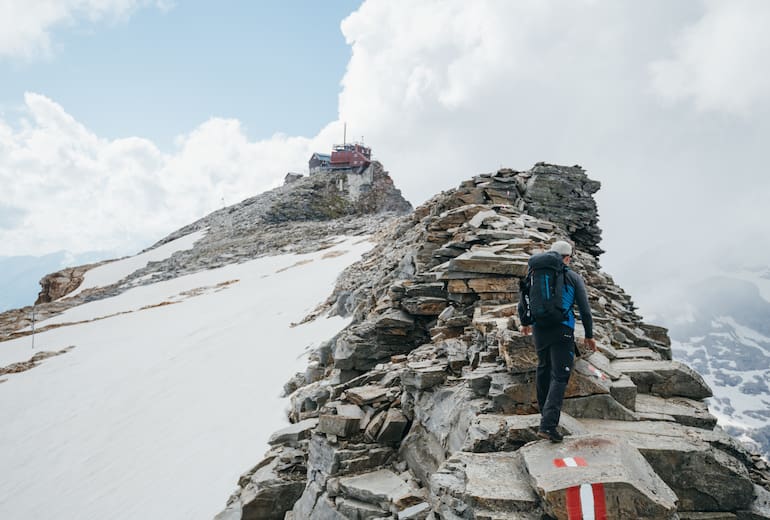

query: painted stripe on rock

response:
[553,457,607,520]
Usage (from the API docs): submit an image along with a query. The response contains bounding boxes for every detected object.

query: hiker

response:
[517,240,596,442]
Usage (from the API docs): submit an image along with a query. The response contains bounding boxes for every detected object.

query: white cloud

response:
[0,0,165,59]
[649,0,770,115]
[2,0,770,307]
[0,93,321,256]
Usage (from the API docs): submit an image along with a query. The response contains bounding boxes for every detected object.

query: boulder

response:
[561,394,639,421]
[269,418,319,446]
[403,362,447,390]
[307,434,394,485]
[581,420,756,511]
[564,358,613,397]
[520,434,678,519]
[499,331,538,373]
[318,414,360,437]
[611,359,712,399]
[737,484,770,519]
[634,394,717,429]
[338,469,414,506]
[401,297,448,316]
[429,452,540,518]
[609,375,637,410]
[336,496,390,518]
[399,423,445,486]
[238,455,307,520]
[346,385,391,406]
[376,408,409,444]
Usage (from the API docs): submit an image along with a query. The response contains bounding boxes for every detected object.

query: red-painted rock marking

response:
[587,365,607,381]
[553,457,607,520]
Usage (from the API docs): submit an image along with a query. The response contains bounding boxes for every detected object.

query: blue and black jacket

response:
[518,266,594,339]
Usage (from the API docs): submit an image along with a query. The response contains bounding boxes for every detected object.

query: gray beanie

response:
[550,241,573,256]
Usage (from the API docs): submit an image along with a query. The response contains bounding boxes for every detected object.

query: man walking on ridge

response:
[517,240,596,442]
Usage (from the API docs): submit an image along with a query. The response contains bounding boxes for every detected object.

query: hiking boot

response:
[537,429,564,443]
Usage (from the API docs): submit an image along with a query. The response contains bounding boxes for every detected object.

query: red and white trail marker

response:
[553,457,607,520]
[587,365,607,381]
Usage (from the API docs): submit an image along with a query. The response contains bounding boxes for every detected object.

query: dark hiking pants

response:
[533,324,576,432]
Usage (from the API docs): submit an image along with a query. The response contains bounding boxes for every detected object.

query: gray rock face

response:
[520,435,678,519]
[214,164,770,520]
[612,359,713,399]
[430,452,540,518]
[236,454,306,520]
[582,419,757,512]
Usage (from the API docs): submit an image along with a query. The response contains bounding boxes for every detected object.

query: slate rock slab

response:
[580,419,756,512]
[611,359,712,399]
[520,434,678,520]
[338,468,414,506]
[268,418,319,446]
[634,394,717,429]
[429,451,540,518]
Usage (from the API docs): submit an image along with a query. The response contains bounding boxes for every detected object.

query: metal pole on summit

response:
[31,306,36,350]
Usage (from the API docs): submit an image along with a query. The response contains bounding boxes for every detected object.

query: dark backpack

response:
[520,251,568,326]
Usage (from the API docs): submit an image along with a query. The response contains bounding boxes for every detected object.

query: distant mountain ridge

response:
[668,274,770,457]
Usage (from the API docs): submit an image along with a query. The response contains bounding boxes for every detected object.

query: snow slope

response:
[0,235,373,520]
[65,230,207,299]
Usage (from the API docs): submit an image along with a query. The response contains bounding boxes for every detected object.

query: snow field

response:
[0,235,373,520]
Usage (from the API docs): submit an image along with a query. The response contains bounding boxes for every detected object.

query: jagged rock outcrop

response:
[35,262,107,304]
[217,163,770,520]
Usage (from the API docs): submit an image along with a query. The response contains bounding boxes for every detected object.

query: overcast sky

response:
[1,0,769,314]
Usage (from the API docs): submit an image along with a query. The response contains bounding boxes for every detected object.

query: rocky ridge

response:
[217,164,770,520]
[0,162,410,343]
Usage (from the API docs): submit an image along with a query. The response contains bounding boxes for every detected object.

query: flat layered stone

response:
[561,394,639,421]
[375,309,416,335]
[448,251,529,276]
[580,419,756,512]
[397,502,431,520]
[609,375,637,410]
[377,408,409,444]
[238,455,307,520]
[611,359,712,399]
[346,385,390,405]
[403,282,447,299]
[678,512,736,519]
[268,418,319,446]
[403,364,447,390]
[336,497,389,519]
[447,279,472,293]
[401,297,448,316]
[338,469,413,506]
[635,394,717,429]
[310,494,347,520]
[613,347,661,360]
[318,414,360,437]
[520,434,678,520]
[429,452,539,517]
[467,277,521,293]
[307,434,393,482]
